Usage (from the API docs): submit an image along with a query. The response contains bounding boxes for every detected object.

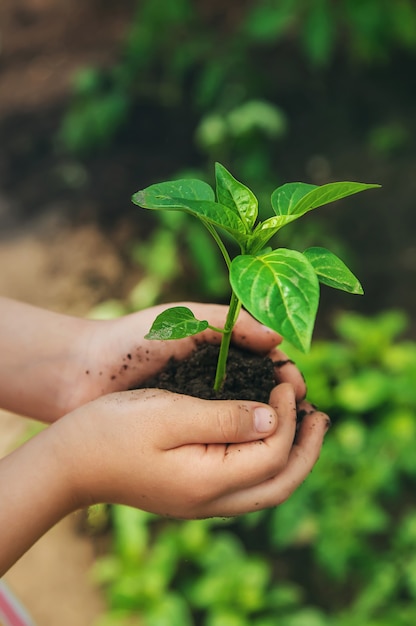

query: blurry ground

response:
[0,0,133,116]
[0,215,141,314]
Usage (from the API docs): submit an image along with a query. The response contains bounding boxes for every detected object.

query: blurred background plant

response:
[59,0,416,155]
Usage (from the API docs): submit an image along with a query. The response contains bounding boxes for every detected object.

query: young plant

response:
[132,162,379,392]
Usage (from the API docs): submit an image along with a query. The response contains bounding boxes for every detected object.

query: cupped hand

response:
[67,302,306,413]
[59,383,329,519]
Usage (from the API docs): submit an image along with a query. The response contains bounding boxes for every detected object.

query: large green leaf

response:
[271,181,380,218]
[215,162,258,230]
[303,247,364,294]
[132,179,247,238]
[230,250,320,351]
[145,306,209,340]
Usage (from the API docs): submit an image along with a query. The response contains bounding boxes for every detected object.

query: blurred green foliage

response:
[88,207,229,321]
[59,0,413,296]
[60,0,416,160]
[90,309,416,625]
[244,0,416,65]
[59,0,288,161]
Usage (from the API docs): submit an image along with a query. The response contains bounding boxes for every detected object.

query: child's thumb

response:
[175,399,278,445]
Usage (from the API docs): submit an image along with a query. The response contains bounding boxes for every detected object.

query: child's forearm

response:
[0,423,77,575]
[0,297,90,421]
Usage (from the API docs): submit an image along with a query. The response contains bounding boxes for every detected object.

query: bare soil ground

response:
[0,215,140,315]
[0,0,133,116]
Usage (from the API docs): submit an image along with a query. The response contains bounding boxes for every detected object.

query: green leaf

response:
[132,179,247,239]
[303,247,364,294]
[215,162,258,230]
[181,199,248,237]
[145,306,209,340]
[250,214,298,252]
[271,181,380,218]
[230,250,320,351]
[132,178,215,205]
[271,182,317,216]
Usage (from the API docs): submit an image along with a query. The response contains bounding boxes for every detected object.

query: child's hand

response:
[66,302,306,415]
[0,382,329,574]
[0,297,306,422]
[60,383,328,518]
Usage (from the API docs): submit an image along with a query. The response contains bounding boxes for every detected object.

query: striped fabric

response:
[0,581,36,626]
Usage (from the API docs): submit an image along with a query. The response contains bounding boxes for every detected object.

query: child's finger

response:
[270,347,307,401]
[206,407,330,517]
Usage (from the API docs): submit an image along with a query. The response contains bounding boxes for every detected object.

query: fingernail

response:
[254,407,275,433]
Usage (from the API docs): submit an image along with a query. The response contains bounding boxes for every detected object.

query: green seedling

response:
[132,162,379,391]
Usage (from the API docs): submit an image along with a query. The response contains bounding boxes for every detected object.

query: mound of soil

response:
[139,344,277,403]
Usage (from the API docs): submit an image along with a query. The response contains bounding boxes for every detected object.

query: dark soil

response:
[138,344,277,403]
